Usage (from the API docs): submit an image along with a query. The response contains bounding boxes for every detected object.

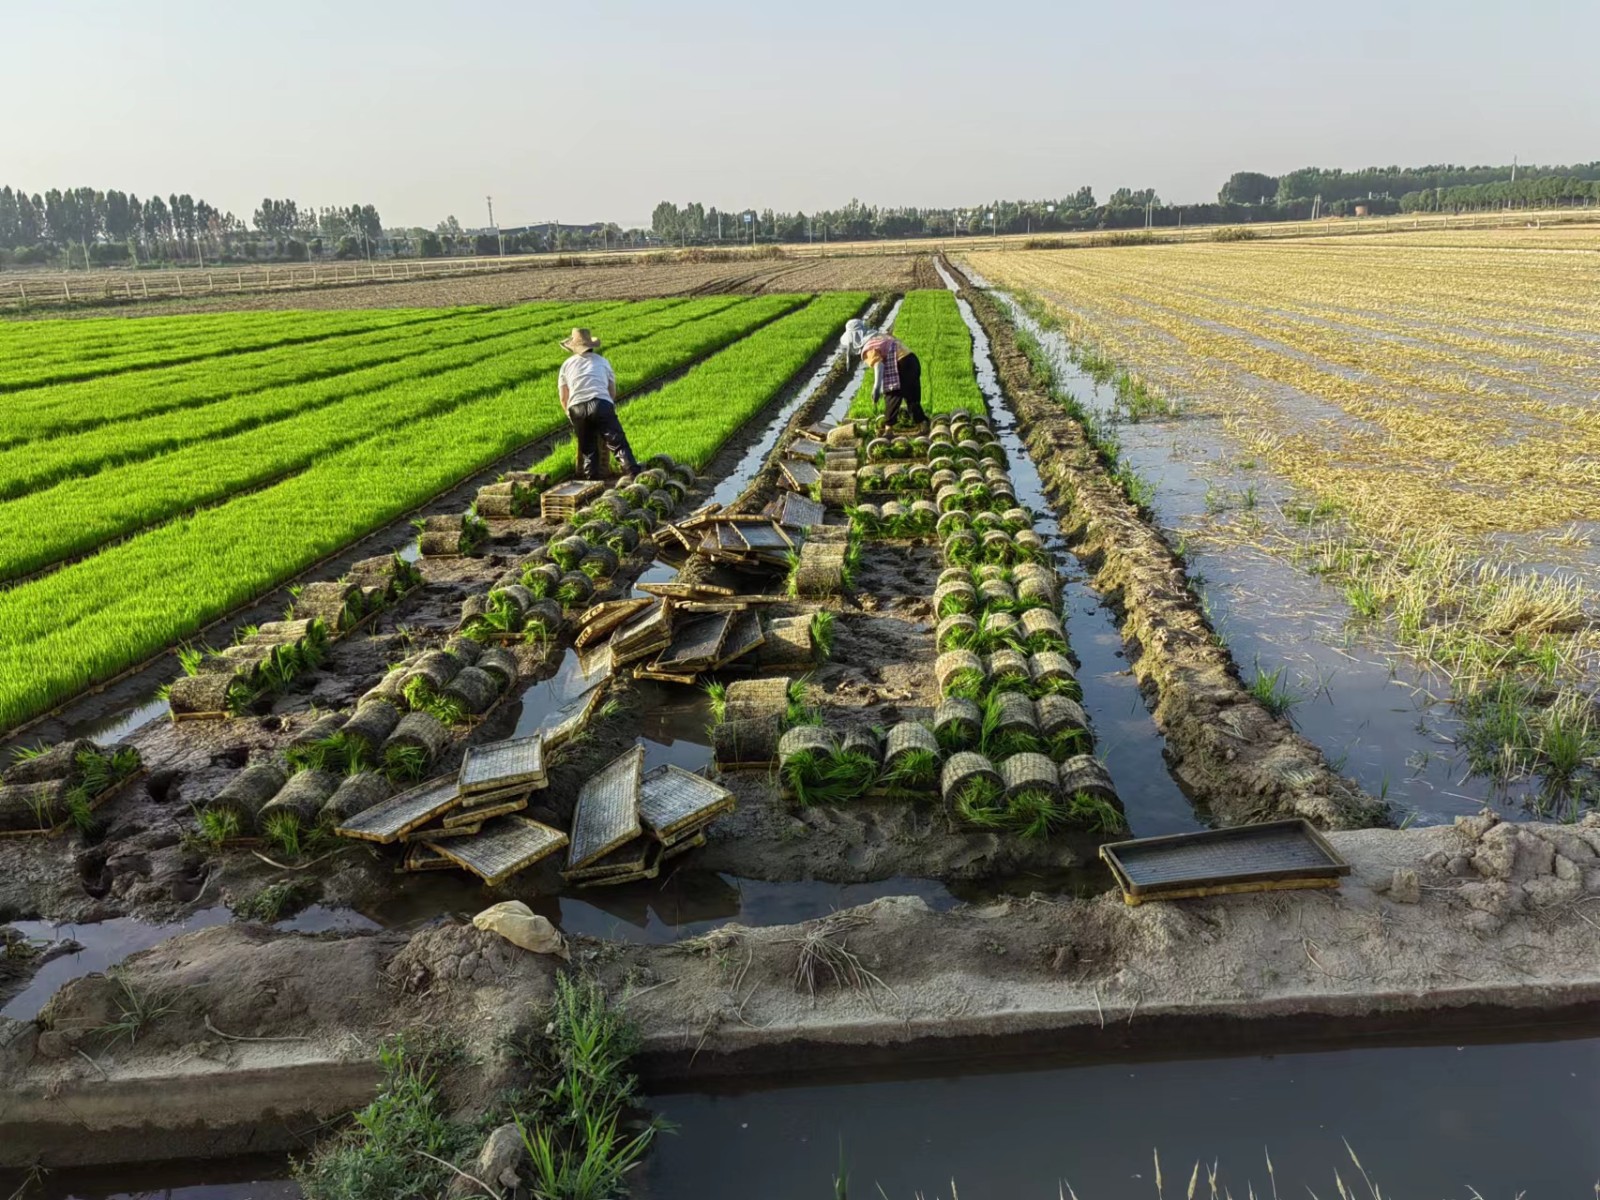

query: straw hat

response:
[561,327,601,353]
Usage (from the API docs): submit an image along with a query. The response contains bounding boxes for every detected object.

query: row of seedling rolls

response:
[780,409,1124,838]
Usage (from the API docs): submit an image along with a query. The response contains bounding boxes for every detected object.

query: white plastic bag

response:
[472,901,569,959]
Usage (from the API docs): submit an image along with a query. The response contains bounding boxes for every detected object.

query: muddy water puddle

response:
[937,263,1198,835]
[12,1159,298,1199]
[993,294,1514,825]
[647,1031,1600,1198]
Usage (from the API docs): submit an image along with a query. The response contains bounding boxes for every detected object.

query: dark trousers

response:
[568,400,639,479]
[883,352,925,426]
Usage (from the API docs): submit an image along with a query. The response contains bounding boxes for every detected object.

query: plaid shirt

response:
[863,335,904,394]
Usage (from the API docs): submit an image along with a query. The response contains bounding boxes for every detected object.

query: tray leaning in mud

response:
[1099,818,1351,905]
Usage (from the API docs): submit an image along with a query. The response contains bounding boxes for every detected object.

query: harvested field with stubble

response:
[2,252,938,320]
[965,232,1600,811]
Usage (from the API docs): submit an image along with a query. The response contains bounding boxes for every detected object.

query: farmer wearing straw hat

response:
[861,331,925,428]
[558,327,640,480]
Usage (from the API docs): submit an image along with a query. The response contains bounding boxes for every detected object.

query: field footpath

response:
[7,817,1600,1169]
[944,258,1384,830]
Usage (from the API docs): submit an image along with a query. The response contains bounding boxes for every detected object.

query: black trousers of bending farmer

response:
[883,352,925,426]
[568,399,640,480]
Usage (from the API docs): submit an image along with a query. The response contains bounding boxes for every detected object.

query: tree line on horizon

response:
[3,159,1597,268]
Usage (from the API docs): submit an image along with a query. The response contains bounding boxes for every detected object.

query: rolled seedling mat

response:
[853,502,882,529]
[957,440,984,459]
[935,566,973,589]
[1000,752,1061,799]
[930,470,959,495]
[823,450,857,472]
[778,724,837,769]
[1035,694,1090,738]
[935,649,985,695]
[818,472,857,504]
[713,714,783,767]
[558,571,596,606]
[986,648,1031,685]
[422,514,463,534]
[808,525,853,543]
[207,763,288,831]
[522,599,563,635]
[1014,530,1046,557]
[855,466,884,490]
[574,519,613,547]
[419,531,462,557]
[981,614,1022,650]
[885,721,940,766]
[260,769,340,827]
[972,511,1002,535]
[977,578,1017,606]
[289,711,348,750]
[550,536,591,570]
[973,564,1006,583]
[294,580,357,621]
[1030,651,1078,687]
[981,530,1014,564]
[402,650,464,694]
[479,481,514,497]
[342,700,402,755]
[826,422,860,447]
[935,484,965,514]
[942,530,978,564]
[0,782,62,832]
[909,500,939,528]
[1013,560,1058,587]
[253,618,319,645]
[940,751,1002,804]
[168,672,236,717]
[937,613,979,650]
[1015,575,1058,608]
[990,482,1017,504]
[1,738,95,786]
[754,616,815,667]
[320,772,391,827]
[201,645,270,681]
[645,488,676,514]
[793,558,845,598]
[458,594,488,628]
[443,666,501,715]
[384,711,450,760]
[935,509,971,538]
[443,636,483,665]
[866,437,891,462]
[880,500,906,525]
[982,459,1010,481]
[1059,754,1119,804]
[996,506,1030,531]
[525,563,563,596]
[838,726,883,766]
[476,491,514,518]
[990,690,1040,737]
[958,470,985,491]
[881,463,907,488]
[582,547,621,578]
[363,664,410,703]
[494,583,537,617]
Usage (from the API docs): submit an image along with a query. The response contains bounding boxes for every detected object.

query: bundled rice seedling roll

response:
[1000,751,1061,800]
[602,524,640,555]
[522,562,563,599]
[595,492,632,521]
[978,578,1017,608]
[778,724,836,804]
[666,461,696,487]
[580,547,620,580]
[999,508,1033,533]
[935,508,971,538]
[985,685,1037,742]
[1035,694,1091,757]
[849,503,882,537]
[573,517,612,546]
[549,536,590,572]
[957,467,984,488]
[956,439,984,460]
[931,470,959,494]
[940,751,1001,804]
[458,594,488,628]
[754,615,814,668]
[886,436,911,460]
[288,711,348,751]
[341,700,402,755]
[402,650,463,694]
[476,646,519,688]
[866,437,891,463]
[206,763,287,832]
[972,511,1002,535]
[974,564,1007,583]
[935,484,965,515]
[662,479,689,506]
[908,500,938,532]
[713,714,783,767]
[556,571,595,606]
[827,421,861,446]
[618,483,650,508]
[1013,530,1047,562]
[422,514,462,534]
[937,613,979,651]
[646,489,676,516]
[522,598,563,637]
[942,529,979,566]
[884,721,940,768]
[934,696,983,750]
[985,647,1031,694]
[3,738,95,786]
[1020,607,1067,651]
[384,710,449,760]
[259,769,339,828]
[419,531,462,556]
[476,491,514,519]
[990,481,1017,505]
[935,649,985,696]
[981,530,1014,565]
[838,726,882,766]
[634,468,666,490]
[167,672,236,716]
[252,618,319,645]
[359,667,409,708]
[1059,754,1119,804]
[444,636,483,665]
[1030,651,1078,688]
[443,665,501,715]
[856,465,885,492]
[880,500,906,532]
[908,465,933,492]
[624,506,657,534]
[937,566,974,589]
[881,723,941,794]
[1014,574,1057,609]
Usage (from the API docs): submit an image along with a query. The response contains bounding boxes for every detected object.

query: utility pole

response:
[487,196,504,256]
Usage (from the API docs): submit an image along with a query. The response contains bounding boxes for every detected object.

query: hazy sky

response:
[6,0,1597,230]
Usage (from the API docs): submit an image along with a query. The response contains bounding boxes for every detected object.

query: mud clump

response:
[1442,809,1600,933]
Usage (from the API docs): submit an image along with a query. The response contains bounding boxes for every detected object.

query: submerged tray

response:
[458,734,546,796]
[1099,819,1351,906]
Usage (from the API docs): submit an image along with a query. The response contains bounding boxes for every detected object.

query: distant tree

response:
[1218,172,1279,205]
[419,230,444,257]
[651,201,680,241]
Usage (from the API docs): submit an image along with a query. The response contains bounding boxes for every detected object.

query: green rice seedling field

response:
[0,293,856,732]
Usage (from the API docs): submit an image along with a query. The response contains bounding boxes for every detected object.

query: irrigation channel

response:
[957,263,1532,826]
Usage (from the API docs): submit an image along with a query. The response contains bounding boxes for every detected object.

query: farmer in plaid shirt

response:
[861,332,925,427]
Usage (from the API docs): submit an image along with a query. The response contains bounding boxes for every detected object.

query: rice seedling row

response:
[0,306,460,392]
[845,289,986,420]
[0,297,789,582]
[0,296,812,731]
[0,299,639,455]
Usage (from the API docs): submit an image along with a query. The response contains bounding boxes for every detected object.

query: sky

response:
[5,0,1597,231]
